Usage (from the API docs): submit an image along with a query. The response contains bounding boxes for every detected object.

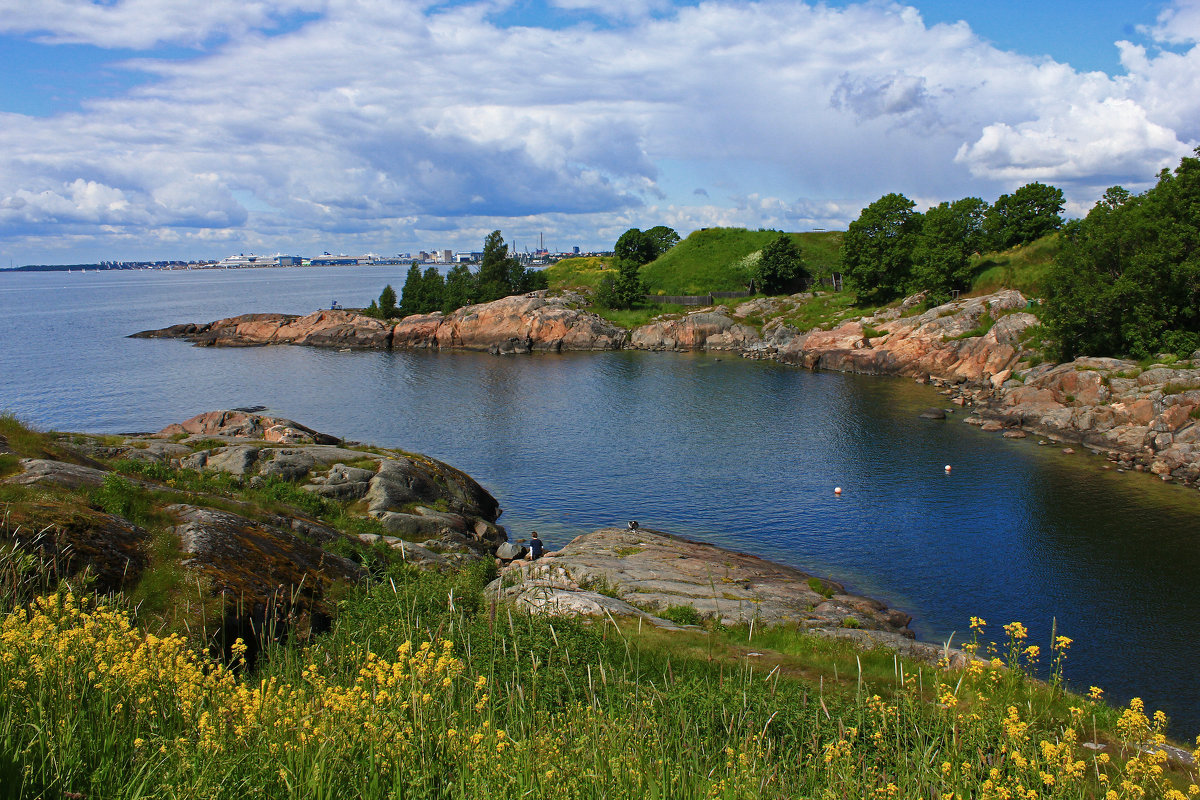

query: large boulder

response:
[631,309,761,351]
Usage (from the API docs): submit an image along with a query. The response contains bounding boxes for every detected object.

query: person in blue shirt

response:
[529,531,544,560]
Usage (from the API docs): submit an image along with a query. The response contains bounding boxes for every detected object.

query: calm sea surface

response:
[3,266,1200,733]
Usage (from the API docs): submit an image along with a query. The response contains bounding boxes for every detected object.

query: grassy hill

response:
[546,229,844,297]
[639,228,843,295]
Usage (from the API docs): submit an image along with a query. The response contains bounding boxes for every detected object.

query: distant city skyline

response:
[1,0,1198,264]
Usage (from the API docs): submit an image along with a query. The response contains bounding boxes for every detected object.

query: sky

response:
[0,0,1198,264]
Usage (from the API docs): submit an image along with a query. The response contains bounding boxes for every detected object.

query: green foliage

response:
[807,576,835,599]
[595,258,645,310]
[841,193,921,303]
[947,312,996,341]
[983,182,1065,251]
[90,474,153,527]
[1044,152,1200,360]
[442,263,477,312]
[644,225,681,258]
[378,284,398,318]
[400,264,445,316]
[911,197,987,297]
[613,228,658,266]
[754,233,811,294]
[657,604,702,626]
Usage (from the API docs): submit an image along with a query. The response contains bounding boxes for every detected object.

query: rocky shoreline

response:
[135,289,1200,486]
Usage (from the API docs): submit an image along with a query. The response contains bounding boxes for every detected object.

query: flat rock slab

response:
[491,528,913,635]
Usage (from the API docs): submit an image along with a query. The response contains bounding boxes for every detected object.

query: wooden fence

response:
[643,291,752,306]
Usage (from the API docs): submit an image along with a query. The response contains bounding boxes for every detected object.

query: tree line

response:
[840,182,1065,304]
[366,230,549,319]
[1045,150,1200,360]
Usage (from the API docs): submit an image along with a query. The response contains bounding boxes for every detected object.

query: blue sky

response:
[1,0,1198,264]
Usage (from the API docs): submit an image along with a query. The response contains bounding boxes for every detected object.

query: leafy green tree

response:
[442,264,477,313]
[614,228,657,266]
[841,193,922,303]
[911,197,988,297]
[596,257,645,309]
[754,234,810,295]
[399,263,424,316]
[645,226,681,259]
[378,284,398,318]
[983,182,1065,251]
[1045,151,1200,359]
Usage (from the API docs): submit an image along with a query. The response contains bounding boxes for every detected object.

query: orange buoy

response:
[834,486,842,495]
[944,464,952,473]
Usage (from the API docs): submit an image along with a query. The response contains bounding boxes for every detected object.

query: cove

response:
[2,267,1199,734]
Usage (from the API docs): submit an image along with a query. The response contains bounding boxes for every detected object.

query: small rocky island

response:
[2,410,917,658]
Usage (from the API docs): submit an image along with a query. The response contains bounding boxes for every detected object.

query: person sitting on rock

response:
[529,531,544,560]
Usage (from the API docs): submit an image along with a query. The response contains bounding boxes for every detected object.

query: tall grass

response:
[1,548,1195,800]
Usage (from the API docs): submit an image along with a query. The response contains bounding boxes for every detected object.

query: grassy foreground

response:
[1,531,1197,800]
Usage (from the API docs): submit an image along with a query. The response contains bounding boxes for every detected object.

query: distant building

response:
[441,249,453,263]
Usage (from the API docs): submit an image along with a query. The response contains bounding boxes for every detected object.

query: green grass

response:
[970,233,1061,297]
[589,304,686,329]
[947,312,996,341]
[638,228,843,296]
[807,576,836,598]
[544,256,614,292]
[778,292,869,332]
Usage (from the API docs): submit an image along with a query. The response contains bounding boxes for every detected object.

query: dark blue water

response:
[3,267,1199,734]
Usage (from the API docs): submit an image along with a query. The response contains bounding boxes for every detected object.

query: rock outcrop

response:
[630,307,759,351]
[490,527,914,634]
[133,293,626,353]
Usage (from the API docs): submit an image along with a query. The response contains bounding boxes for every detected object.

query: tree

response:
[420,267,444,313]
[442,263,477,313]
[910,197,988,298]
[1045,150,1200,360]
[983,182,1065,251]
[378,284,398,318]
[596,257,645,309]
[399,263,424,316]
[478,230,520,301]
[754,234,810,295]
[614,228,657,266]
[840,193,922,303]
[644,225,681,259]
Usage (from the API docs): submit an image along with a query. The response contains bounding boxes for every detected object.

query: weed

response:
[807,577,836,599]
[658,604,702,626]
[614,546,645,557]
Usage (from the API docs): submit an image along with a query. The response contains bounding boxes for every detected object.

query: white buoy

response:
[834,486,842,495]
[944,464,952,473]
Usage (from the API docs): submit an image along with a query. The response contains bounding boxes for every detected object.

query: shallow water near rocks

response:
[3,266,1200,734]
